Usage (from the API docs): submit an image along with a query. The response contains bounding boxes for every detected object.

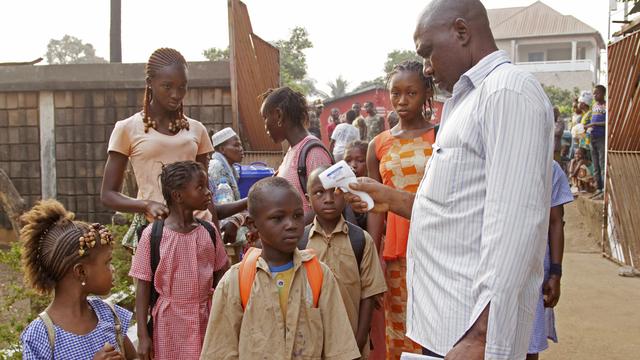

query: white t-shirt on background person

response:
[331,123,360,159]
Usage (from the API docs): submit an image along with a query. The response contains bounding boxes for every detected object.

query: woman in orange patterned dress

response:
[367,60,436,360]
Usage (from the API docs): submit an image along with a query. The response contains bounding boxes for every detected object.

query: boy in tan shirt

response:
[200,177,360,360]
[301,167,387,358]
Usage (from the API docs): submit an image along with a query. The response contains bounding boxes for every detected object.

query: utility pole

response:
[110,0,122,63]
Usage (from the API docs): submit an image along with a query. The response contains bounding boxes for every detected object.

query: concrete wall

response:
[0,61,231,225]
[0,92,42,207]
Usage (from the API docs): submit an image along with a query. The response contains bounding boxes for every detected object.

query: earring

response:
[81,281,86,286]
[277,121,283,127]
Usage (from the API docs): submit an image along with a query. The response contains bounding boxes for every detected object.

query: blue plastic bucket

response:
[234,162,275,198]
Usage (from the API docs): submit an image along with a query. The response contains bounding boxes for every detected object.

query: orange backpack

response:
[239,247,323,310]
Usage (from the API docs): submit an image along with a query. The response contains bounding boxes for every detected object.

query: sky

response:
[1,0,618,95]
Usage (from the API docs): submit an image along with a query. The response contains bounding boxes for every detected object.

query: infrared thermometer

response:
[318,160,374,211]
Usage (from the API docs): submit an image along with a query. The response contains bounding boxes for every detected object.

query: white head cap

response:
[578,91,593,105]
[212,127,237,147]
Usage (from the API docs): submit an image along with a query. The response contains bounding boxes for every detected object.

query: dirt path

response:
[542,201,640,359]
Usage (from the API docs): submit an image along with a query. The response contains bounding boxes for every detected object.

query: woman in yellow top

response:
[368,60,436,360]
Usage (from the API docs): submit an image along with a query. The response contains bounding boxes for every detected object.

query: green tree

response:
[384,49,423,75]
[353,77,385,92]
[543,85,580,117]
[353,49,422,93]
[202,46,229,61]
[274,26,313,94]
[300,77,328,98]
[327,76,349,98]
[45,35,107,64]
[203,27,314,95]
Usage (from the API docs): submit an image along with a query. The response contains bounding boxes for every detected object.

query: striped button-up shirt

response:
[405,50,554,359]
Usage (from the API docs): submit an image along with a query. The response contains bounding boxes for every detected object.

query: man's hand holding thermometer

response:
[319,161,375,210]
[323,161,416,219]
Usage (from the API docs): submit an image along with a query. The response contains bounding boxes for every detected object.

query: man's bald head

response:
[415,0,490,35]
[413,0,497,93]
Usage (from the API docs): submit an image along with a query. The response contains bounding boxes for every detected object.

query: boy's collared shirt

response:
[307,216,387,358]
[200,248,360,360]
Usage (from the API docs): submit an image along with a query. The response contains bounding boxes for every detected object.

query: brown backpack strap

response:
[38,310,55,359]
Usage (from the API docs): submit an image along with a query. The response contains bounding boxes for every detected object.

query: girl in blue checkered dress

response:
[19,200,135,359]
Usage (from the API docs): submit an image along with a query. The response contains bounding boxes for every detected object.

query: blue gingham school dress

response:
[21,297,132,360]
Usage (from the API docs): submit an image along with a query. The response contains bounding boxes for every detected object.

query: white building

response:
[488,1,605,90]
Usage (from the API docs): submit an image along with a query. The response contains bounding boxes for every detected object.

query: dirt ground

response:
[542,200,640,359]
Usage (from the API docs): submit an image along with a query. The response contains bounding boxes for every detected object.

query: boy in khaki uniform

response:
[200,177,360,360]
[302,167,387,358]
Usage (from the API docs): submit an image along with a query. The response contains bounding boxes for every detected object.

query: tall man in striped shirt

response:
[346,0,554,359]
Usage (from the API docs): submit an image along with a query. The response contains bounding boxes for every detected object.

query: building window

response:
[547,48,571,61]
[528,52,544,62]
[578,47,587,60]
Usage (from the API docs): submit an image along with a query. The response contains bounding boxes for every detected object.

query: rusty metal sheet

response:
[228,0,281,151]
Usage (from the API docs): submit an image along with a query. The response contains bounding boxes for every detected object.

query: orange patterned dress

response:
[374,128,435,359]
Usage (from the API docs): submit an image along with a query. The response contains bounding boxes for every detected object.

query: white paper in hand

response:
[400,352,442,360]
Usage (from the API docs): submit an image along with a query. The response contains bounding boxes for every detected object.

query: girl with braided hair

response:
[368,60,436,359]
[260,86,333,225]
[102,48,246,252]
[129,160,228,360]
[20,199,135,359]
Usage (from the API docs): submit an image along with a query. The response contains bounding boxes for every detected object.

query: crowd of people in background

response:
[560,85,607,198]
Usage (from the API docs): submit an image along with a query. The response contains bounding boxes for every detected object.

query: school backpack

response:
[297,221,366,268]
[297,137,335,195]
[147,218,218,335]
[38,301,125,358]
[238,247,323,310]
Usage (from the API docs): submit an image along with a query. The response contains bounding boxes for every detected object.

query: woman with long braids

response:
[101,48,244,252]
[368,60,436,359]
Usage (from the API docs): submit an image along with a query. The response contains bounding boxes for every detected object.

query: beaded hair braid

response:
[386,60,435,118]
[259,87,309,128]
[143,48,190,133]
[20,199,114,294]
[78,223,114,256]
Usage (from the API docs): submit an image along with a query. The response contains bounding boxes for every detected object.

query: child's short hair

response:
[344,140,368,156]
[259,87,309,128]
[247,177,300,217]
[345,110,356,123]
[594,84,606,94]
[306,165,330,194]
[160,160,206,206]
[20,200,109,294]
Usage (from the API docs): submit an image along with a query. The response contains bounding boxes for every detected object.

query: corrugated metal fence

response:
[228,0,281,151]
[605,30,640,270]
